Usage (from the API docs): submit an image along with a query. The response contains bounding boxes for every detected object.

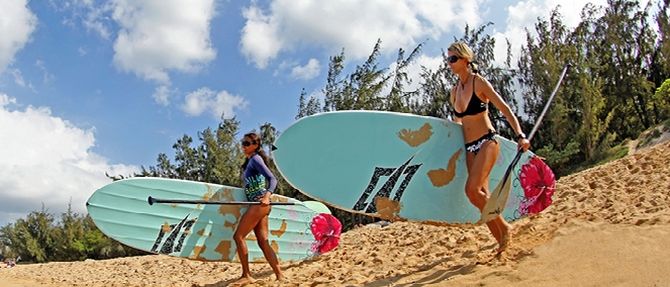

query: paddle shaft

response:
[147,196,297,206]
[527,63,571,141]
[507,63,571,176]
[499,64,571,182]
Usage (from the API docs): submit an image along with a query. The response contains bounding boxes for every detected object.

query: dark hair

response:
[241,132,270,170]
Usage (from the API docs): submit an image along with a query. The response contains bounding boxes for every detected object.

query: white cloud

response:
[82,2,114,39]
[182,87,248,119]
[51,0,115,39]
[111,0,217,83]
[35,60,55,84]
[152,85,174,106]
[10,69,27,88]
[240,5,283,69]
[0,94,17,107]
[240,0,483,68]
[8,68,37,92]
[290,58,321,80]
[0,94,138,225]
[0,0,37,73]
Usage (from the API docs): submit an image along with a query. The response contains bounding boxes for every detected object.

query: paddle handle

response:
[147,196,297,206]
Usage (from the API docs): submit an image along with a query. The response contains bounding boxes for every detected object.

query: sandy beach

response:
[2,140,669,287]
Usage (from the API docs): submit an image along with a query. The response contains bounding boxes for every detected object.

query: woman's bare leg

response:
[253,207,283,280]
[232,205,264,285]
[464,141,510,250]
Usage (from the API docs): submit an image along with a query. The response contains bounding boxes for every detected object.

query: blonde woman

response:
[447,42,530,253]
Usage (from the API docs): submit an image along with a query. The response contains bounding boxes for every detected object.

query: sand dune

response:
[2,140,669,287]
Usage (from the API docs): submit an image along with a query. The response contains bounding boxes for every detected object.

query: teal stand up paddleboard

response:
[87,177,340,262]
[273,111,553,223]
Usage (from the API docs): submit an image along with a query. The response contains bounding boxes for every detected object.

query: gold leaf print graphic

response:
[215,240,232,260]
[427,149,462,187]
[270,219,288,238]
[398,123,433,147]
[375,197,403,220]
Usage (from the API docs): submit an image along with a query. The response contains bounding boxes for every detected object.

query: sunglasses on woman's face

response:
[447,55,461,64]
[241,140,255,147]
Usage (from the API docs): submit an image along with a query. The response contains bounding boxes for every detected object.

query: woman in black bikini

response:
[447,42,530,253]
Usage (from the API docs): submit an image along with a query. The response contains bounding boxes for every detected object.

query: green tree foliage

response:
[591,0,659,133]
[650,0,670,87]
[8,206,55,263]
[297,39,424,118]
[137,117,243,187]
[296,89,322,119]
[386,44,424,113]
[323,49,346,112]
[655,78,670,118]
[0,205,145,263]
[412,61,451,118]
[173,135,203,181]
[200,117,244,187]
[518,7,578,166]
[516,1,668,172]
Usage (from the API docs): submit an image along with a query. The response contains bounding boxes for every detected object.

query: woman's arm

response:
[477,76,530,150]
[252,156,278,192]
[449,86,462,124]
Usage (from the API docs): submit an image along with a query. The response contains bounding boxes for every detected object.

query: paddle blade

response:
[478,172,514,224]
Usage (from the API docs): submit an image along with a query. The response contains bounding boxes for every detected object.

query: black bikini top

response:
[454,75,488,118]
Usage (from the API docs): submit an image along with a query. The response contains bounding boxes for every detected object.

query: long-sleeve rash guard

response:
[242,154,277,201]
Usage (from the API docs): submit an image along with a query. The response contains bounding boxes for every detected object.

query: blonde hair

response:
[447,42,479,73]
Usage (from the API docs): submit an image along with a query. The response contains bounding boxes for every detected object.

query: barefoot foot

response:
[497,227,512,254]
[231,275,255,286]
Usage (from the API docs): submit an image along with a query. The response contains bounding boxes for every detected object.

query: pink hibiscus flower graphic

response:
[518,156,556,215]
[310,213,342,254]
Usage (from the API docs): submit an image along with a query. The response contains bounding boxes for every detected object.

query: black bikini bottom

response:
[464,130,498,155]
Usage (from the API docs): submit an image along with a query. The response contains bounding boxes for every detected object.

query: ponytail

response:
[469,61,479,74]
[255,146,270,165]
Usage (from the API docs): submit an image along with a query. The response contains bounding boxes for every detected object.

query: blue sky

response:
[0,0,621,225]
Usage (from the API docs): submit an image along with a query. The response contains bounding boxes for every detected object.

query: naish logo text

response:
[353,156,422,213]
[151,215,197,254]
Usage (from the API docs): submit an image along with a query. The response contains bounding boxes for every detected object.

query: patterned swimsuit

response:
[464,129,498,155]
[242,154,277,202]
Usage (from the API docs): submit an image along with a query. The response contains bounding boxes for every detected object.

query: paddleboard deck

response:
[87,177,334,262]
[273,111,548,223]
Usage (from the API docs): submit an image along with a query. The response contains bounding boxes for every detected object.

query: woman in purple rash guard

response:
[232,132,283,285]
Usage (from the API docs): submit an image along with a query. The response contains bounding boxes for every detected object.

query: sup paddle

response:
[147,196,298,206]
[478,63,571,224]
